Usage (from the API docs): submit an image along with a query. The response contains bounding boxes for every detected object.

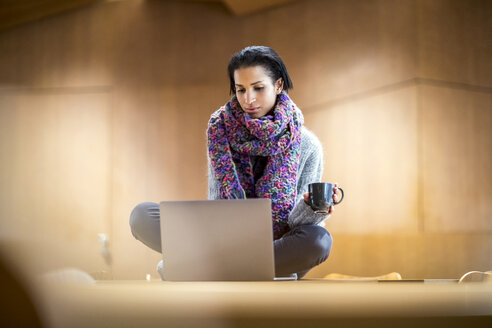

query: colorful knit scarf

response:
[207,91,304,239]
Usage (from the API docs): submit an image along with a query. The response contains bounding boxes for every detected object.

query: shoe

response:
[459,271,492,283]
[274,273,298,280]
[156,260,165,280]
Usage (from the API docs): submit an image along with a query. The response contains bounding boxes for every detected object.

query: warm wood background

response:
[0,0,490,280]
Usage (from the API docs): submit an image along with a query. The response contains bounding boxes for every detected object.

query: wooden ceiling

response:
[0,0,298,32]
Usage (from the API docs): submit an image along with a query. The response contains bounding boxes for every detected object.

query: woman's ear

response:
[275,78,283,94]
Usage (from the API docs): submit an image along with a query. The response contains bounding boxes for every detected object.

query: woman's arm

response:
[287,128,328,228]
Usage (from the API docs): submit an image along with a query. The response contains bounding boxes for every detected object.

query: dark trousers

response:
[130,202,332,279]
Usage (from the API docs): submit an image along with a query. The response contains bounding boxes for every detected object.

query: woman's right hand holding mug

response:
[304,182,344,215]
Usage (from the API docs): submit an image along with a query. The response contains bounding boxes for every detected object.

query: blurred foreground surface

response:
[31,279,492,328]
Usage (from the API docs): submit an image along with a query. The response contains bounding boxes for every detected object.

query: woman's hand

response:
[303,183,340,216]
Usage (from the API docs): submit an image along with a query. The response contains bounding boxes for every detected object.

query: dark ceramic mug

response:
[308,182,344,214]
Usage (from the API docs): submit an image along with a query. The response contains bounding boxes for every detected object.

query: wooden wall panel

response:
[112,0,235,88]
[173,85,230,200]
[110,85,179,280]
[0,0,134,87]
[304,86,419,234]
[0,0,417,105]
[0,0,98,32]
[291,0,417,109]
[417,0,492,87]
[421,84,492,233]
[306,232,492,279]
[0,90,112,276]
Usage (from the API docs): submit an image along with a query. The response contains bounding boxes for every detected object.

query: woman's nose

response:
[245,91,255,104]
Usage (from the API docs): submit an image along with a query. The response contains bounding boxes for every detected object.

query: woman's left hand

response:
[303,183,340,216]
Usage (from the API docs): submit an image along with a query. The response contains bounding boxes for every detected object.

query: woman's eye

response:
[236,89,245,93]
[254,87,264,91]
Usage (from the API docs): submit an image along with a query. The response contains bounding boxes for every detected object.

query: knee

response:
[305,225,333,261]
[129,202,155,238]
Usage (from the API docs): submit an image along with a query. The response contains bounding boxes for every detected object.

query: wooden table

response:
[36,280,492,328]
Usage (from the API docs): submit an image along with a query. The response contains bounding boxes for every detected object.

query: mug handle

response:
[334,187,344,205]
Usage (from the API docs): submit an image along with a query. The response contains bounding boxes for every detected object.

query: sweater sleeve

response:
[287,128,329,228]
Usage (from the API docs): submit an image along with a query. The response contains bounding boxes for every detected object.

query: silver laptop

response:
[160,199,277,281]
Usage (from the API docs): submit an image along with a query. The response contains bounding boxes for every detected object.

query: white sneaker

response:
[156,260,165,280]
[274,273,298,280]
[459,271,492,283]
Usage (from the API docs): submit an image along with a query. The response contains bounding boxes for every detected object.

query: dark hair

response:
[227,46,293,95]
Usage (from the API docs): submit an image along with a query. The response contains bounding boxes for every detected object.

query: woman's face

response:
[233,65,283,119]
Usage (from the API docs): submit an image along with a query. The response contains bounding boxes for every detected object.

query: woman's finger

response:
[303,192,310,204]
[327,205,334,215]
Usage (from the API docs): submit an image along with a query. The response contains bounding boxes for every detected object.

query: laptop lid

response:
[159,199,275,281]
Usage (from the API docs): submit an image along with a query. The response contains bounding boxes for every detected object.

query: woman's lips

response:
[245,107,260,113]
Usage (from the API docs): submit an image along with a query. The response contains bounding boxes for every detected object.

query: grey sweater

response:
[207,126,328,229]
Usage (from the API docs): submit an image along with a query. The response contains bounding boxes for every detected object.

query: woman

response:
[130,46,337,279]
